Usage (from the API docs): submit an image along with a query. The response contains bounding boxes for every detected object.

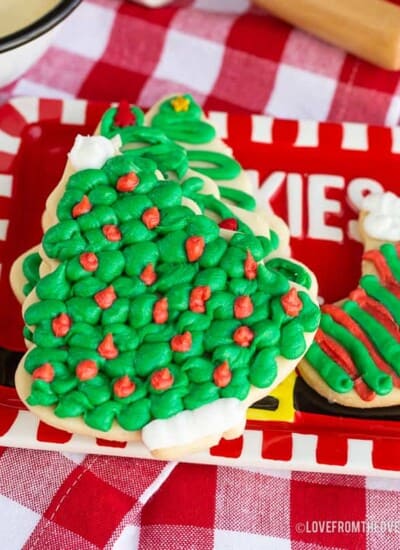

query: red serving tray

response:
[1,97,400,475]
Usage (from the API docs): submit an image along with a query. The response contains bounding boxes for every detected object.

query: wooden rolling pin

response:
[251,0,400,70]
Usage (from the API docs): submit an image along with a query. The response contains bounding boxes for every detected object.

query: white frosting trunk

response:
[362,191,400,240]
[141,398,246,451]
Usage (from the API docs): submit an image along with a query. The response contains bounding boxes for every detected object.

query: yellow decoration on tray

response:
[247,371,296,423]
[170,95,190,112]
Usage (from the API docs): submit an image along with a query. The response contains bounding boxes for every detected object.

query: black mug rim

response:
[0,0,82,54]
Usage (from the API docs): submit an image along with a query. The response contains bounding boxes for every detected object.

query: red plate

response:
[1,97,400,475]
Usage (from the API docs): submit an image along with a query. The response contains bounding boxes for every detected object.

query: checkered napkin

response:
[2,0,400,548]
[3,0,400,126]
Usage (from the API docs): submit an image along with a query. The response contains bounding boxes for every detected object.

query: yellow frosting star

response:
[171,96,190,112]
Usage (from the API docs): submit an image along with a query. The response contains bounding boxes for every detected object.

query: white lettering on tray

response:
[254,171,383,243]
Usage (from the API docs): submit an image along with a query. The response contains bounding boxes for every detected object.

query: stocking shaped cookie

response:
[299,191,400,408]
[15,131,320,459]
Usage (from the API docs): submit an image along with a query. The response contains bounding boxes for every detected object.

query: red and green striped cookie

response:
[299,191,400,408]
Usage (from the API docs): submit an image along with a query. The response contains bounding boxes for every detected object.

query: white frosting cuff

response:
[141,397,246,451]
[68,134,121,170]
[362,191,400,241]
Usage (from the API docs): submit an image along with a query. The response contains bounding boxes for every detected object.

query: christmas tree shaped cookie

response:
[143,93,290,254]
[12,99,285,305]
[14,128,320,458]
[99,100,289,257]
[16,136,319,456]
[299,192,400,408]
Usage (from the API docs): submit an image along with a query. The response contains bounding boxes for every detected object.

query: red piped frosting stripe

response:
[363,250,400,299]
[349,287,400,342]
[315,329,358,378]
[315,329,375,401]
[322,304,400,388]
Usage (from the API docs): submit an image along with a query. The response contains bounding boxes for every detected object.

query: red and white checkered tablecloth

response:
[2,0,400,548]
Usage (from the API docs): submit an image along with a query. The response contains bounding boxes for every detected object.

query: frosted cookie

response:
[103,98,290,257]
[11,99,288,308]
[14,132,320,459]
[299,191,400,408]
[10,246,41,305]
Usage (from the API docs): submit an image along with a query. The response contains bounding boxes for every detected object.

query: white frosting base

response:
[141,397,246,451]
[68,134,121,170]
[362,191,400,241]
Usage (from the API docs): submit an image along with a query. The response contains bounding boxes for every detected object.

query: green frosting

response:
[265,258,313,290]
[24,148,318,432]
[22,252,41,297]
[343,300,400,374]
[306,343,354,393]
[186,150,241,180]
[151,94,215,145]
[360,274,400,324]
[319,313,392,395]
[305,243,400,399]
[148,95,260,215]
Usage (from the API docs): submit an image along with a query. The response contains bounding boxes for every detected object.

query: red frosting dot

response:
[281,287,303,317]
[32,363,55,382]
[76,360,98,381]
[218,218,238,231]
[234,296,254,319]
[151,368,174,390]
[114,375,136,398]
[140,264,157,285]
[233,326,254,347]
[189,286,211,313]
[171,332,192,352]
[185,236,205,262]
[213,361,232,388]
[244,250,257,280]
[52,313,71,337]
[153,297,168,324]
[114,100,136,128]
[142,207,160,229]
[116,172,139,193]
[102,224,121,241]
[94,286,117,309]
[98,333,118,359]
[79,252,98,272]
[72,195,91,218]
